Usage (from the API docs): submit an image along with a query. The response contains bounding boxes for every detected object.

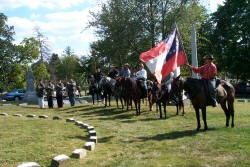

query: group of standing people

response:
[36,78,79,109]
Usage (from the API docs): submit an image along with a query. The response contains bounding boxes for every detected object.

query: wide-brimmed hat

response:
[124,63,129,66]
[139,63,144,68]
[203,55,214,60]
[110,64,116,68]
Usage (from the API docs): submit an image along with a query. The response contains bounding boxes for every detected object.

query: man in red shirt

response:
[186,55,218,107]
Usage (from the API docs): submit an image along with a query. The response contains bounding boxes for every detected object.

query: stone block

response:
[51,154,70,167]
[13,114,22,117]
[90,136,98,143]
[84,142,95,151]
[53,116,61,120]
[71,149,87,159]
[38,115,48,119]
[88,130,96,136]
[17,162,40,167]
[26,114,36,118]
[66,118,75,122]
[87,126,94,131]
[82,123,89,128]
[0,113,8,116]
[19,103,28,106]
[2,103,12,106]
[75,121,83,126]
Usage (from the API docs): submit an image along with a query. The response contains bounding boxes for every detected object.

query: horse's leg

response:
[134,100,138,116]
[227,100,235,127]
[195,108,201,131]
[120,97,124,110]
[220,101,230,127]
[176,104,179,115]
[163,102,167,119]
[201,108,208,130]
[108,94,111,107]
[181,101,185,116]
[138,100,141,115]
[159,102,162,118]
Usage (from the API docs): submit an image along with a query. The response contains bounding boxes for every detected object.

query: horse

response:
[99,76,113,107]
[123,78,145,115]
[87,75,101,105]
[113,77,124,109]
[148,80,184,118]
[172,76,235,131]
[169,78,185,116]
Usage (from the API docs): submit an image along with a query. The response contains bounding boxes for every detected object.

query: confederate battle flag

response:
[139,27,187,83]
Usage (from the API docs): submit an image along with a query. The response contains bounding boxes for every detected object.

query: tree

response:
[16,37,40,64]
[63,46,74,56]
[34,26,51,62]
[33,62,50,80]
[0,13,15,91]
[209,0,250,80]
[88,0,208,77]
[55,55,82,83]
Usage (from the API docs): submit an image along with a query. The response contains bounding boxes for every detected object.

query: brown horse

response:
[148,80,185,118]
[172,76,235,131]
[123,78,144,115]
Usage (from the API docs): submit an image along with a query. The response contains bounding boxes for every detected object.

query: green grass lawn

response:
[0,100,250,167]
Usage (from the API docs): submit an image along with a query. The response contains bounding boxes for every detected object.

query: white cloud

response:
[7,6,97,56]
[0,0,86,10]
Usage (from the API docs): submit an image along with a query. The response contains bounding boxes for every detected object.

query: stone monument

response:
[24,70,37,103]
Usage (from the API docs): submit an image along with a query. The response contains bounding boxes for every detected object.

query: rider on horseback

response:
[108,65,119,86]
[136,63,148,97]
[186,55,218,107]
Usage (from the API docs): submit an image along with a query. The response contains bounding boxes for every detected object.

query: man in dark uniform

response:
[108,65,119,86]
[55,79,64,108]
[46,81,54,108]
[66,78,76,106]
[93,67,103,84]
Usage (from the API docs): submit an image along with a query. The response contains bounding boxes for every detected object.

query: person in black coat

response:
[36,79,45,109]
[46,81,54,108]
[66,78,76,106]
[55,79,64,108]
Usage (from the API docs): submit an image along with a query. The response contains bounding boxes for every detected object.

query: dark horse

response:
[99,77,113,107]
[113,76,124,109]
[87,75,101,105]
[123,78,145,115]
[148,80,184,118]
[172,76,235,130]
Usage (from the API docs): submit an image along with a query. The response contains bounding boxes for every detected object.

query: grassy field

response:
[0,99,250,167]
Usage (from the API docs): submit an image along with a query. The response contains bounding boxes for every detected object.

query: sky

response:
[1,0,224,57]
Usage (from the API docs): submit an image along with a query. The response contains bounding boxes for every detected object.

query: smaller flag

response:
[139,27,187,83]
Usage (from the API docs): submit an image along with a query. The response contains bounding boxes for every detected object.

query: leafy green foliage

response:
[209,0,250,80]
[87,0,209,77]
[33,62,50,80]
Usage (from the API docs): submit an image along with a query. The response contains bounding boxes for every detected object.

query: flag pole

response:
[191,24,199,79]
[174,23,189,64]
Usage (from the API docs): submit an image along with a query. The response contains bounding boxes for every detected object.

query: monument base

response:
[24,91,38,103]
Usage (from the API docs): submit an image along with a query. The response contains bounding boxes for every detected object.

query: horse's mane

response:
[184,77,206,99]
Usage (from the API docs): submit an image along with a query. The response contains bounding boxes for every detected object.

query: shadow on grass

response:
[67,135,89,141]
[138,128,216,141]
[98,135,115,143]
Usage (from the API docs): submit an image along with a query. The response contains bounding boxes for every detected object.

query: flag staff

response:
[191,24,199,79]
[174,23,189,64]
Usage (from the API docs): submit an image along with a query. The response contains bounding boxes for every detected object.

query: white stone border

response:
[0,113,97,167]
